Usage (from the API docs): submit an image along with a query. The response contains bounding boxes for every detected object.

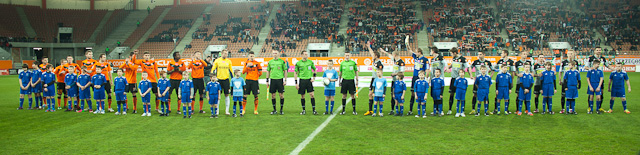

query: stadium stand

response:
[135,5,207,56]
[23,6,107,43]
[0,4,27,39]
[123,5,167,47]
[95,9,129,44]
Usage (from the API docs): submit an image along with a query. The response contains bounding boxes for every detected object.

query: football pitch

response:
[1,72,639,154]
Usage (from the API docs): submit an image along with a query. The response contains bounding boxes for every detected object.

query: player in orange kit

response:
[91,54,114,112]
[189,51,208,113]
[133,51,161,113]
[54,59,68,110]
[167,52,187,114]
[120,52,139,113]
[243,51,262,114]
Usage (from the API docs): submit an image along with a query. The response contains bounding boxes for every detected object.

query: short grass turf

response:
[1,72,639,154]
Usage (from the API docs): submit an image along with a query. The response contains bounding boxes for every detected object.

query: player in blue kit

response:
[431,69,445,117]
[586,60,604,114]
[139,72,152,116]
[475,66,492,116]
[113,69,128,115]
[408,47,429,115]
[413,71,428,118]
[540,62,557,114]
[323,60,339,115]
[495,64,512,115]
[64,65,78,112]
[18,64,31,110]
[371,70,387,117]
[518,63,534,116]
[77,66,92,113]
[231,70,246,117]
[454,71,468,117]
[607,62,632,114]
[158,71,171,116]
[42,65,56,112]
[563,61,581,115]
[92,67,107,114]
[30,62,43,110]
[179,71,194,118]
[206,73,221,118]
[393,74,406,116]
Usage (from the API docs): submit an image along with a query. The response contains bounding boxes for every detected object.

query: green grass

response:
[1,72,639,154]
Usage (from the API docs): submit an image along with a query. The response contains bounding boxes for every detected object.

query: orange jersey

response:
[53,65,66,82]
[92,62,113,81]
[39,63,49,72]
[189,59,207,79]
[242,60,262,81]
[81,59,98,75]
[167,59,187,80]
[63,63,81,74]
[135,59,159,83]
[119,61,139,84]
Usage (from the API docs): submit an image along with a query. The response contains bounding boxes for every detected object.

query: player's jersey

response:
[30,69,42,85]
[39,63,49,73]
[189,59,207,79]
[113,76,127,92]
[495,58,515,73]
[471,59,492,77]
[179,80,193,97]
[393,80,406,94]
[496,72,512,88]
[454,77,468,91]
[64,73,78,92]
[53,65,66,83]
[63,63,81,74]
[372,78,387,97]
[158,78,170,95]
[533,62,545,85]
[587,69,604,85]
[295,59,316,80]
[323,69,338,90]
[92,62,112,81]
[514,58,534,82]
[139,79,152,95]
[392,57,405,76]
[119,61,138,84]
[135,60,158,83]
[77,74,91,88]
[92,73,106,93]
[476,75,492,91]
[213,58,233,80]
[430,55,445,78]
[563,70,581,87]
[371,59,383,79]
[339,59,357,80]
[243,60,262,81]
[414,79,429,93]
[541,70,555,85]
[19,70,31,87]
[450,55,468,78]
[206,81,221,96]
[610,71,629,90]
[430,77,445,99]
[168,59,187,80]
[81,59,98,75]
[587,55,608,70]
[230,77,245,97]
[42,72,56,90]
[560,59,580,73]
[519,73,534,90]
[412,53,429,77]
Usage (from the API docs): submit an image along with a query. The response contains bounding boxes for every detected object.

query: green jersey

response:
[268,58,288,79]
[295,59,315,79]
[340,59,358,80]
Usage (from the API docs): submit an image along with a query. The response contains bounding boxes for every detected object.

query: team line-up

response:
[16,44,632,118]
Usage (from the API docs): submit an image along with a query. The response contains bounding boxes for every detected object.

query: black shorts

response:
[151,82,158,94]
[169,79,180,95]
[561,82,567,96]
[269,79,285,93]
[340,79,356,94]
[410,76,418,92]
[193,78,205,95]
[219,79,231,94]
[244,80,259,95]
[298,79,314,94]
[126,83,138,93]
[56,82,66,94]
[448,78,457,93]
[534,85,542,95]
[104,81,112,94]
[369,78,375,91]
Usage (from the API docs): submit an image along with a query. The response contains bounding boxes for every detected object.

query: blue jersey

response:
[476,75,492,91]
[30,69,42,84]
[138,80,152,95]
[414,79,429,93]
[230,77,245,97]
[42,72,56,90]
[430,77,445,99]
[455,78,468,91]
[519,73,534,90]
[322,69,339,90]
[19,71,31,87]
[92,74,107,93]
[206,81,221,96]
[393,80,406,94]
[609,71,629,90]
[563,70,581,87]
[541,70,556,85]
[412,53,429,77]
[586,69,603,87]
[65,73,78,92]
[157,78,170,95]
[496,72,512,88]
[77,74,91,88]
[179,80,193,97]
[372,78,387,97]
[113,76,128,92]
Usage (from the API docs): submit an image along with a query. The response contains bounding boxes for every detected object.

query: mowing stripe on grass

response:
[289,87,365,155]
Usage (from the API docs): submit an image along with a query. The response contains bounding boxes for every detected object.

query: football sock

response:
[225,96,230,113]
[233,101,237,114]
[183,106,187,116]
[505,101,509,112]
[254,96,259,111]
[471,96,476,110]
[210,106,214,115]
[28,97,32,108]
[542,98,547,112]
[368,99,373,111]
[310,98,316,111]
[535,95,539,109]
[241,97,246,112]
[108,97,112,109]
[301,98,306,110]
[118,102,122,113]
[272,99,276,111]
[409,94,415,111]
[390,97,396,110]
[341,99,346,112]
[400,105,404,114]
[548,98,553,112]
[200,98,204,111]
[561,95,566,109]
[596,100,602,111]
[484,102,488,114]
[87,100,92,110]
[325,101,328,112]
[417,104,422,116]
[622,100,627,110]
[160,102,165,113]
[456,100,460,113]
[421,104,426,115]
[214,104,219,115]
[588,100,594,112]
[68,100,72,110]
[461,101,465,112]
[517,100,522,112]
[80,100,85,110]
[330,101,334,113]
[496,100,501,113]
[280,98,284,112]
[19,98,24,108]
[379,105,383,114]
[449,94,455,110]
[438,103,443,114]
[351,98,356,112]
[525,101,531,112]
[373,104,377,114]
[610,100,614,109]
